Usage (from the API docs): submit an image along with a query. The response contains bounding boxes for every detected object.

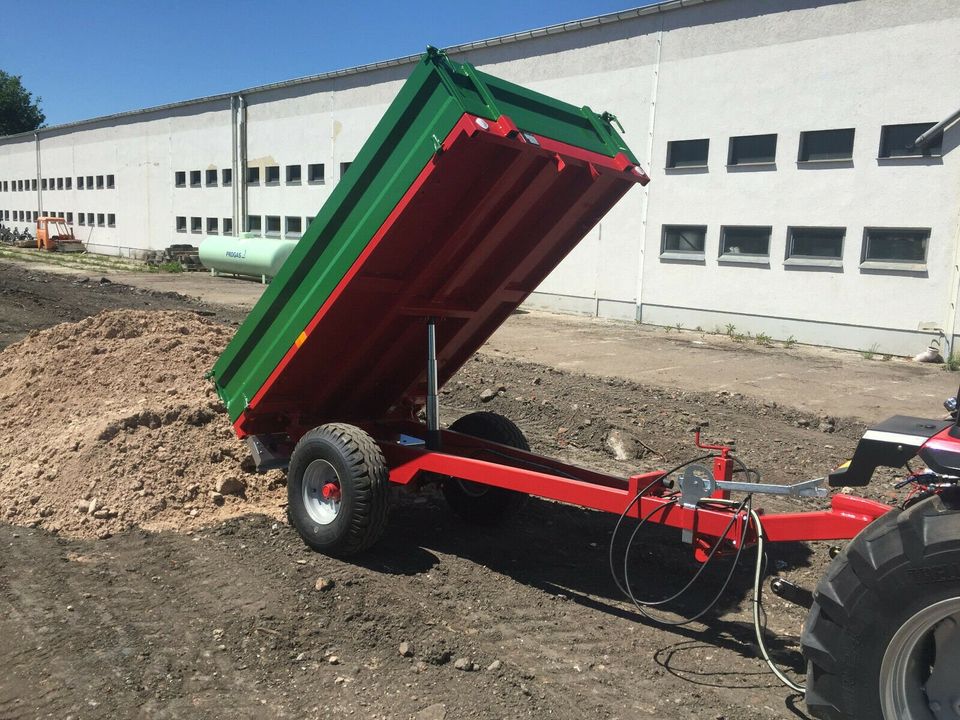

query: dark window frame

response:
[285,164,302,184]
[265,165,280,185]
[205,169,218,187]
[660,224,707,256]
[307,163,325,184]
[174,171,186,188]
[879,122,942,158]
[798,129,855,163]
[719,225,772,260]
[861,227,930,266]
[727,134,778,166]
[666,139,709,169]
[265,214,281,236]
[785,226,845,262]
[285,215,302,237]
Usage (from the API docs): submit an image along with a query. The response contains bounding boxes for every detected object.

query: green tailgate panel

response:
[210,48,637,423]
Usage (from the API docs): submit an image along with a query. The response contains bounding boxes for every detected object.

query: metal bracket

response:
[716,477,827,498]
[678,464,828,509]
[246,434,292,472]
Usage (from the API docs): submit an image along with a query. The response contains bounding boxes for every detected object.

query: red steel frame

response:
[368,419,891,554]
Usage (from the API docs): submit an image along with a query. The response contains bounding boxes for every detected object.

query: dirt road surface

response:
[0,260,952,719]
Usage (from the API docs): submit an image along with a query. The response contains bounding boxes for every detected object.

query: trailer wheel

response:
[443,412,529,525]
[801,491,960,720]
[286,423,390,557]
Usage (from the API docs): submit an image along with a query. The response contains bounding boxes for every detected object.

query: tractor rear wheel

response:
[286,423,390,557]
[442,411,529,525]
[801,490,960,720]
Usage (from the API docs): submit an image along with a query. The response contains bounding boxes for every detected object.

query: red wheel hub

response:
[321,483,341,501]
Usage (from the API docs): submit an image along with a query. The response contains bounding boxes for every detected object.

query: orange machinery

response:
[36,217,84,252]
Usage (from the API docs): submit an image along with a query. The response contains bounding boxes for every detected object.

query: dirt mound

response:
[0,310,285,538]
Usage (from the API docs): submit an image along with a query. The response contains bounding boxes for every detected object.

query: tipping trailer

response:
[210,49,960,720]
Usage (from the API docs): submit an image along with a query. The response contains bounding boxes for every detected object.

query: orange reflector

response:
[295,331,308,348]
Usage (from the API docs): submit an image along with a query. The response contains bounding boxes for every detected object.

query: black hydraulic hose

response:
[621,495,752,627]
[607,453,715,599]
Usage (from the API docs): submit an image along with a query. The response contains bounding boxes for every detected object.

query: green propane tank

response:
[199,234,298,283]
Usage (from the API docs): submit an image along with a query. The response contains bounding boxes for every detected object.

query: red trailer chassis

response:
[374,420,891,557]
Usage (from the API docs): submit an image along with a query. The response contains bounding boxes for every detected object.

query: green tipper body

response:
[210,47,638,426]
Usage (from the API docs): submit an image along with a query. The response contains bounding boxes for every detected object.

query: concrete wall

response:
[1,0,958,356]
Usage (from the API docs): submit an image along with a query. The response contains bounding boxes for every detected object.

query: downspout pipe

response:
[35,131,42,217]
[915,105,960,148]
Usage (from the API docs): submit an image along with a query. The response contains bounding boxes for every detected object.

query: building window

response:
[719,226,771,261]
[222,168,233,186]
[247,215,262,233]
[666,139,709,169]
[340,161,352,178]
[86,176,93,189]
[305,215,315,227]
[879,123,942,158]
[189,170,201,188]
[31,179,37,191]
[862,228,929,265]
[96,213,105,226]
[246,166,260,185]
[786,227,844,262]
[660,225,707,257]
[79,213,86,226]
[285,215,302,237]
[174,171,185,188]
[728,134,777,166]
[66,212,73,223]
[223,217,233,235]
[107,213,116,227]
[57,177,64,190]
[65,177,72,190]
[175,216,186,232]
[96,175,104,190]
[107,174,115,189]
[286,164,302,184]
[205,169,217,187]
[206,217,218,234]
[190,216,202,233]
[798,129,855,162]
[32,211,38,221]
[265,215,281,236]
[265,165,280,185]
[86,212,94,225]
[41,179,48,191]
[308,163,325,184]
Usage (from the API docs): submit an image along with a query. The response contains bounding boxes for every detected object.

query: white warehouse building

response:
[1,0,959,356]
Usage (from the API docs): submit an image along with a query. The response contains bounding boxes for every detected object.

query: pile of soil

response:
[0,310,285,538]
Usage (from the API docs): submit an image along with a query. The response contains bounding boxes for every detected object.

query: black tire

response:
[442,411,529,525]
[286,423,390,557]
[801,490,960,720]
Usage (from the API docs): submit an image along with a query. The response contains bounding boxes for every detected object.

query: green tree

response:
[0,71,45,135]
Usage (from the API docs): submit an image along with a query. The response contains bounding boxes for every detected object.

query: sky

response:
[1,0,658,127]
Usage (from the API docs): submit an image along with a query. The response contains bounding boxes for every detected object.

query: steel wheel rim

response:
[302,459,341,525]
[880,595,960,720]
